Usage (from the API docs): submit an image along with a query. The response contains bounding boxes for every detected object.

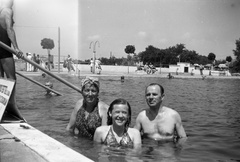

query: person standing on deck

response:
[0,0,24,120]
[26,53,32,71]
[90,58,93,73]
[199,64,204,75]
[95,59,102,74]
[32,53,37,72]
[66,54,75,73]
[134,83,187,141]
[35,54,41,71]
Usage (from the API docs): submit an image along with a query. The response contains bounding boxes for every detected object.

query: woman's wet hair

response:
[107,98,132,129]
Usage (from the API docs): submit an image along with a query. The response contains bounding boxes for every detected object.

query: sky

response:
[13,0,78,61]
[13,0,240,61]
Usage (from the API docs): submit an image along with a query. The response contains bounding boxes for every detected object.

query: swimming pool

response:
[16,74,240,161]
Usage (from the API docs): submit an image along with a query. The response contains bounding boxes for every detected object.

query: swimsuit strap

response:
[103,126,133,148]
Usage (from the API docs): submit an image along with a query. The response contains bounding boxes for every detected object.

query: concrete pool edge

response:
[0,123,93,162]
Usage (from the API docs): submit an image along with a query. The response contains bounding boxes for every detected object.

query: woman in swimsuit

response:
[93,98,141,149]
[66,76,109,139]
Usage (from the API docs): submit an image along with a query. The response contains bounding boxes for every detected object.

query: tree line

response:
[88,44,227,66]
[88,38,240,73]
[40,37,240,73]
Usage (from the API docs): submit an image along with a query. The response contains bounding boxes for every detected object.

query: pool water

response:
[16,74,240,162]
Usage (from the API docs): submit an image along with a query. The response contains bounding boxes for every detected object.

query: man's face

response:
[145,85,163,108]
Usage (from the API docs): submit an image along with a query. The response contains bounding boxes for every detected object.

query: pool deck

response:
[0,123,93,162]
[0,124,47,162]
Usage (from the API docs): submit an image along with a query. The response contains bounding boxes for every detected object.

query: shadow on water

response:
[16,74,240,161]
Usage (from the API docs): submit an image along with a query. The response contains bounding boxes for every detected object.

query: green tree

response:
[175,43,185,56]
[233,38,240,61]
[226,56,232,62]
[231,38,240,72]
[208,52,216,62]
[41,38,55,70]
[41,38,55,50]
[125,45,135,73]
[208,52,216,70]
[125,45,135,54]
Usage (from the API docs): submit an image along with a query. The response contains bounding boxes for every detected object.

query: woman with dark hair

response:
[66,76,109,139]
[94,98,141,149]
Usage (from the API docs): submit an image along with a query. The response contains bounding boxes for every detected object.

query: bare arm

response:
[66,110,76,132]
[175,113,187,138]
[66,99,82,132]
[99,101,109,126]
[93,127,103,143]
[132,128,142,149]
[134,113,142,131]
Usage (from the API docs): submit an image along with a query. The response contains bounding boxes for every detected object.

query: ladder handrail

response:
[16,71,62,96]
[0,41,82,94]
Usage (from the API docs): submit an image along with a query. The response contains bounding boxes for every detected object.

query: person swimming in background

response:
[66,76,109,139]
[121,76,124,82]
[94,98,141,149]
[45,81,54,95]
[167,73,174,79]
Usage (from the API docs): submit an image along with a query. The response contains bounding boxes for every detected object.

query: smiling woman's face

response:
[111,104,129,126]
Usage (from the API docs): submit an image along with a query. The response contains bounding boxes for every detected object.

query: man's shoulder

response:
[163,106,179,116]
[136,109,147,118]
[128,127,140,134]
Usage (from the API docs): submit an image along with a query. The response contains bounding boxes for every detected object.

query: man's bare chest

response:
[141,116,175,135]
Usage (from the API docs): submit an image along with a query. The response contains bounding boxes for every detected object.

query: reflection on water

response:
[16,74,240,161]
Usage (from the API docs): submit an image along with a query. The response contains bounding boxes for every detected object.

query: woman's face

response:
[82,84,98,103]
[111,104,129,127]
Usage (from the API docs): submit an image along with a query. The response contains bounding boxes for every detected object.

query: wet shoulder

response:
[138,109,147,118]
[98,100,109,110]
[96,125,110,133]
[128,127,140,135]
[75,99,84,111]
[163,106,180,119]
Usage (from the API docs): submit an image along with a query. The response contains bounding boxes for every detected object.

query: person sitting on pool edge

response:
[66,76,109,139]
[134,83,187,141]
[93,98,142,149]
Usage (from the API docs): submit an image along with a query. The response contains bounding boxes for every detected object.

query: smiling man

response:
[134,83,187,141]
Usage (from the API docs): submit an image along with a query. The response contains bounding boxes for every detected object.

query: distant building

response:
[169,62,195,74]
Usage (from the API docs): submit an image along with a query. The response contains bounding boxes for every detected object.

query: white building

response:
[169,62,195,74]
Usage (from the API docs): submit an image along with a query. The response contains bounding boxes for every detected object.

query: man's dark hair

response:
[146,83,164,95]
